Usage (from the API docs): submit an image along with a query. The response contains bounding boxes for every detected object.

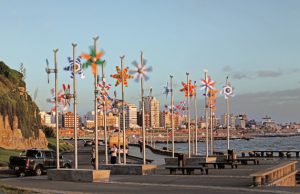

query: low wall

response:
[250,161,297,187]
[47,169,110,182]
[99,164,157,175]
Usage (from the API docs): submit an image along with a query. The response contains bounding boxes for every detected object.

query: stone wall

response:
[0,114,48,150]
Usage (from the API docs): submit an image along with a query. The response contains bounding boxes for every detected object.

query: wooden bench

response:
[236,158,259,165]
[164,158,208,175]
[250,161,297,187]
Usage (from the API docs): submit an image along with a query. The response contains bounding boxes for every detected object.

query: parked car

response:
[84,140,93,147]
[9,149,72,177]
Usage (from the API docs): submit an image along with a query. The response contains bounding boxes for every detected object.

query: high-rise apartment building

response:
[62,112,80,128]
[143,96,160,128]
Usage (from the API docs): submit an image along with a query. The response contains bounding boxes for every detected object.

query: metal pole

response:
[186,72,191,158]
[226,77,230,151]
[102,63,108,164]
[93,36,99,170]
[166,114,168,150]
[53,49,59,169]
[141,51,146,164]
[210,103,213,155]
[170,75,174,158]
[120,55,127,164]
[118,111,121,164]
[204,70,209,157]
[194,81,198,155]
[72,43,78,169]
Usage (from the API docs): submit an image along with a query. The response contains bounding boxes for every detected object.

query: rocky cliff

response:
[0,61,48,150]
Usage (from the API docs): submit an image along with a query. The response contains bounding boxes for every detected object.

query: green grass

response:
[47,138,74,152]
[0,148,22,166]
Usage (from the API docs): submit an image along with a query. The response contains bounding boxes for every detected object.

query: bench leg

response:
[170,169,176,175]
[182,169,185,175]
[205,168,208,175]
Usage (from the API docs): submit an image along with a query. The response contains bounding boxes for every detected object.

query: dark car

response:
[9,149,72,177]
[84,140,93,147]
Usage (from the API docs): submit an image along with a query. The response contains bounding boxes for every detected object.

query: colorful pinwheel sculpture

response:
[180,80,197,97]
[61,84,72,108]
[162,82,171,98]
[221,84,234,99]
[129,57,152,82]
[200,76,215,95]
[64,56,85,79]
[207,89,219,112]
[97,81,113,111]
[110,66,133,87]
[81,46,105,75]
[46,88,65,114]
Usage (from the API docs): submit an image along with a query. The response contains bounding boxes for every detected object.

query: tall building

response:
[221,113,236,129]
[119,103,138,129]
[62,112,80,128]
[142,96,160,128]
[160,111,182,129]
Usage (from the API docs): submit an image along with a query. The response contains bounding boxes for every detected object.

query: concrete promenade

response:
[1,159,300,194]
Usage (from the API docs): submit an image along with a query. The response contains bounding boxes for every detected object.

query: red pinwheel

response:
[180,80,197,97]
[110,66,133,87]
[46,88,65,114]
[61,84,72,108]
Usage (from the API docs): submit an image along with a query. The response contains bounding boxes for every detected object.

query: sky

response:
[1,0,300,123]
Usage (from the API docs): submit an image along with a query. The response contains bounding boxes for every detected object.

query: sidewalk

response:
[1,160,300,194]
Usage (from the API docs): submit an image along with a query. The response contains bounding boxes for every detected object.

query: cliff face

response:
[0,61,48,150]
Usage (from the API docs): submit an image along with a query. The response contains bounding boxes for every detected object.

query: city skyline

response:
[1,0,300,123]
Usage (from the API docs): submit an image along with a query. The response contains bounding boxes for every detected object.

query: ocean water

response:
[128,136,300,164]
[150,136,300,154]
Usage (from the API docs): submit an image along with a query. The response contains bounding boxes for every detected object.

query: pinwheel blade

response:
[134,74,141,82]
[143,74,150,81]
[132,60,139,68]
[142,59,147,66]
[144,66,153,72]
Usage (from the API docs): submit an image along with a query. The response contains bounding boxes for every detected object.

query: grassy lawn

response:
[47,138,74,152]
[0,148,22,166]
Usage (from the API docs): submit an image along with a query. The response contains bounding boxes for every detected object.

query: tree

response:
[19,63,26,81]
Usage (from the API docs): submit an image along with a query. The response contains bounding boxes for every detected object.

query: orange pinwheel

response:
[110,66,133,87]
[208,89,219,111]
[180,80,197,97]
[81,46,105,75]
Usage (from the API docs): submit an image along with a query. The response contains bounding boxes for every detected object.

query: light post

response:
[204,69,209,157]
[72,43,78,169]
[194,80,198,155]
[170,75,175,158]
[186,72,191,158]
[120,56,127,164]
[45,49,59,169]
[130,51,152,164]
[93,37,99,169]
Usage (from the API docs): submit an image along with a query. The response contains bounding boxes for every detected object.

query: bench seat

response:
[165,165,208,175]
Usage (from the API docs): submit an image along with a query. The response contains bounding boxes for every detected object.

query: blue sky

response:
[1,0,300,123]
